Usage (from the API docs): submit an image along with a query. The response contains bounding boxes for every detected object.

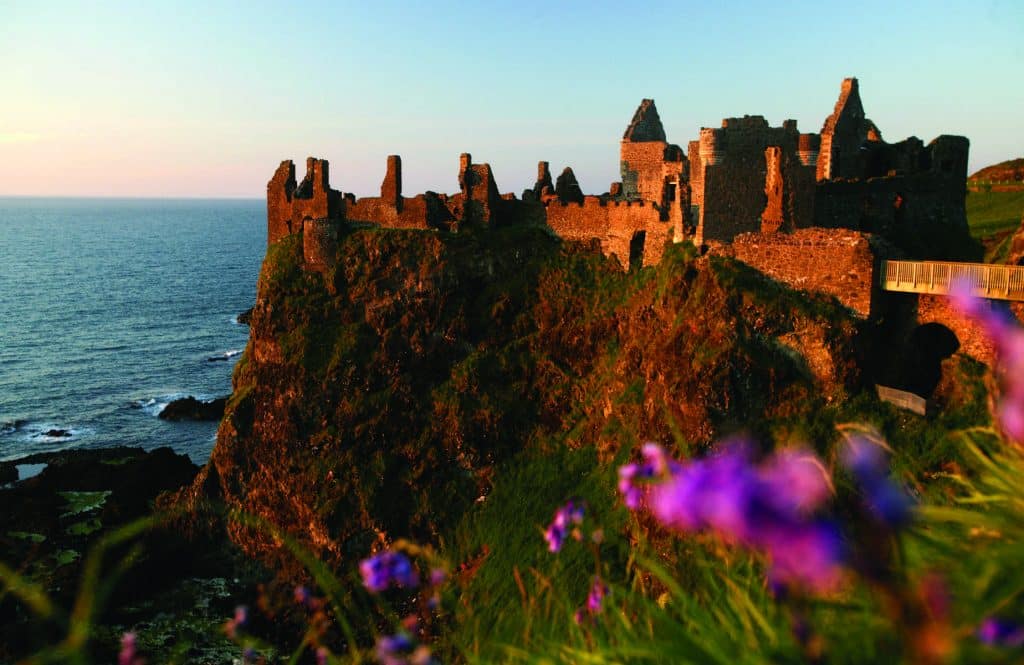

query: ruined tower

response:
[381,154,402,210]
[619,99,685,203]
[690,117,815,245]
[266,157,342,245]
[457,153,501,226]
[817,78,882,181]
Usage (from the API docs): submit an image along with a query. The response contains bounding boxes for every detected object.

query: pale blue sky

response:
[1,0,1021,197]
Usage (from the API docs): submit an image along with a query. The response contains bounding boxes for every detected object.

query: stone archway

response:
[901,322,960,397]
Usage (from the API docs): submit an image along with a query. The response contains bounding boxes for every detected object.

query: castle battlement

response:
[268,78,969,273]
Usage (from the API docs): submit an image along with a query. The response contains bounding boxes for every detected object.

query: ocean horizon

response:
[0,197,266,464]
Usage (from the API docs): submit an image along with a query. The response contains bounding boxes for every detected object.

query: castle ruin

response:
[267,78,970,278]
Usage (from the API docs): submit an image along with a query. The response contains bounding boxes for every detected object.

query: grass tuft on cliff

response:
[204,225,995,661]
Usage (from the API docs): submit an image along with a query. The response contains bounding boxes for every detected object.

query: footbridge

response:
[881,260,1024,302]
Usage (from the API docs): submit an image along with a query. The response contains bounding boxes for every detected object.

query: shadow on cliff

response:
[166,225,877,580]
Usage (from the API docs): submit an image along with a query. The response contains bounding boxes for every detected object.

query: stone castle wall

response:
[726,228,881,317]
[692,117,816,245]
[814,170,968,258]
[545,197,674,268]
[267,79,971,326]
[916,294,998,364]
[267,158,343,245]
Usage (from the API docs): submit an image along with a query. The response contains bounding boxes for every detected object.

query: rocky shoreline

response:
[0,446,258,663]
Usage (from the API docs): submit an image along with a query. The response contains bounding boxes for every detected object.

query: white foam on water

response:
[132,393,188,417]
[0,420,25,436]
[205,349,243,362]
[22,423,94,443]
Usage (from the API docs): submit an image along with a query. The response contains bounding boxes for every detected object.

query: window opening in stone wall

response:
[629,231,647,271]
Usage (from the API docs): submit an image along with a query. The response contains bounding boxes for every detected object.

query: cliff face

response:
[185,227,863,571]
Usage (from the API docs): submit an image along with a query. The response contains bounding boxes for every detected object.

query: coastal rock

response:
[178,229,863,578]
[0,446,221,662]
[237,307,254,325]
[159,396,227,421]
[42,428,71,438]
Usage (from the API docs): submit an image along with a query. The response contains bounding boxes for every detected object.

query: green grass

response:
[965,190,1024,240]
[6,226,1021,663]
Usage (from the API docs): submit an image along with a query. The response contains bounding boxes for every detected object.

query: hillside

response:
[966,189,1024,262]
[167,225,1003,662]
[969,157,1024,184]
[184,227,867,567]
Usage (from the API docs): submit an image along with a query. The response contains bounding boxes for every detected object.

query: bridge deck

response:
[881,260,1024,302]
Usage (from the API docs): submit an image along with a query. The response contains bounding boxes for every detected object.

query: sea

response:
[0,198,265,465]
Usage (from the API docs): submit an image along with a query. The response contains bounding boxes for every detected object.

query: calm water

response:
[0,198,265,463]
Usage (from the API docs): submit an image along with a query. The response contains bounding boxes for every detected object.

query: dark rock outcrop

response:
[237,307,254,325]
[159,396,227,421]
[177,228,863,579]
[0,446,233,663]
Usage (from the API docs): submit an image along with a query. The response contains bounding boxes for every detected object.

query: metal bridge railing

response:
[880,259,1024,302]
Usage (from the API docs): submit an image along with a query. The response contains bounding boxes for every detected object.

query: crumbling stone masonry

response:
[689,117,817,245]
[725,229,883,317]
[267,78,968,279]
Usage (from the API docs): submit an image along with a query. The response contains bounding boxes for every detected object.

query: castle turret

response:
[457,152,501,225]
[620,98,684,201]
[267,160,297,244]
[797,133,820,167]
[622,99,667,142]
[817,77,879,181]
[533,161,554,197]
[381,155,402,209]
[928,135,970,180]
[699,128,725,166]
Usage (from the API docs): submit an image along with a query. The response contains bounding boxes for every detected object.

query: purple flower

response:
[294,585,311,606]
[648,446,756,538]
[429,568,447,586]
[952,280,1024,442]
[760,449,832,514]
[360,551,420,593]
[242,647,257,664]
[842,437,913,528]
[618,443,683,509]
[978,617,1024,648]
[627,442,845,592]
[376,632,414,665]
[544,500,585,552]
[316,647,330,665]
[763,521,844,593]
[119,632,141,665]
[586,576,609,614]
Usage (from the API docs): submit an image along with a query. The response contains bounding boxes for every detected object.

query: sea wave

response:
[11,422,95,444]
[1,419,27,436]
[130,393,188,417]
[130,392,217,417]
[206,349,243,363]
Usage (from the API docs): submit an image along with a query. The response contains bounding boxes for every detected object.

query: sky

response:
[1,0,1022,198]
